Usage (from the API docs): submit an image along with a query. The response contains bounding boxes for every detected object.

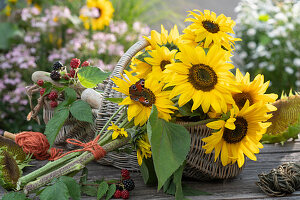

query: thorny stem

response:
[23,136,131,194]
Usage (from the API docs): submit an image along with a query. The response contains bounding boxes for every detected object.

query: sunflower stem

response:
[23,136,131,194]
[182,118,217,127]
[97,105,126,137]
[17,152,81,189]
[99,118,129,146]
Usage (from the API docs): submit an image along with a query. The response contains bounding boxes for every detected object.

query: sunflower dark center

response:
[2,151,20,184]
[233,92,254,109]
[202,20,220,33]
[223,117,248,144]
[160,60,171,71]
[188,64,217,91]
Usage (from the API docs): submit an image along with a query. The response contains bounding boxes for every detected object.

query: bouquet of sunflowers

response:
[4,9,280,199]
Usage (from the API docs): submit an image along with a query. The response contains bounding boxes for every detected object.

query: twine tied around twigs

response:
[256,162,300,197]
[52,135,106,161]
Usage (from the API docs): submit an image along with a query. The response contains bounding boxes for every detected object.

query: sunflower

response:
[144,24,180,51]
[136,134,152,166]
[80,0,114,30]
[112,70,177,126]
[144,45,177,79]
[107,122,128,140]
[130,52,152,79]
[183,10,240,51]
[202,102,272,167]
[165,44,239,113]
[233,68,278,111]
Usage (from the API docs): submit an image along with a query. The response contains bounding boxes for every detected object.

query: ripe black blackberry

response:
[122,179,135,191]
[50,70,61,81]
[52,61,63,71]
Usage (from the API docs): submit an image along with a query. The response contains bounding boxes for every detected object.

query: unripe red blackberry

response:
[81,61,90,67]
[121,169,130,180]
[37,80,44,86]
[40,88,46,96]
[114,190,122,199]
[50,100,58,108]
[122,179,135,191]
[48,91,58,101]
[70,58,81,69]
[121,190,129,199]
[52,61,63,71]
[50,70,61,81]
[70,68,76,78]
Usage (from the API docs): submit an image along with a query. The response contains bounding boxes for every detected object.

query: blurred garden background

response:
[0,0,299,134]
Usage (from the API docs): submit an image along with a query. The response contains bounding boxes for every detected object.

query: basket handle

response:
[95,38,150,130]
[110,38,150,79]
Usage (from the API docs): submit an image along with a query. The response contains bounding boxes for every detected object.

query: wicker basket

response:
[43,98,98,149]
[94,39,244,179]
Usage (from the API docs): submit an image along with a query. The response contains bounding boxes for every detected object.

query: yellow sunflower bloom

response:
[233,68,278,111]
[183,10,240,51]
[107,122,128,140]
[136,134,152,165]
[165,44,239,113]
[144,24,180,51]
[130,52,152,79]
[80,0,114,30]
[202,102,272,167]
[144,45,177,79]
[112,70,177,126]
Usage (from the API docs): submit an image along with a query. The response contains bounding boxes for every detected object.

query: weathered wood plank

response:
[1,142,300,199]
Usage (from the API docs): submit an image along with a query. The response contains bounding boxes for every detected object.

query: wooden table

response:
[1,140,300,199]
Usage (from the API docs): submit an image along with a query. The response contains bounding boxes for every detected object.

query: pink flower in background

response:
[109,21,128,35]
[108,44,124,56]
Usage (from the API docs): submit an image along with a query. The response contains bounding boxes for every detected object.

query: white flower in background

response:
[259,61,268,69]
[286,23,295,31]
[247,41,256,49]
[296,80,300,87]
[247,28,256,36]
[285,66,294,75]
[268,65,275,71]
[239,51,248,59]
[272,39,280,45]
[274,13,288,22]
[293,58,300,67]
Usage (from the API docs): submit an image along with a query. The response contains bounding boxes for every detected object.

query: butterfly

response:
[129,79,151,106]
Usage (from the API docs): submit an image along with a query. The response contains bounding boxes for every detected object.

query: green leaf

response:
[79,167,88,184]
[44,107,69,147]
[105,184,116,200]
[140,157,158,185]
[174,163,185,200]
[97,181,109,200]
[105,98,124,104]
[2,192,27,200]
[148,105,191,190]
[39,180,69,200]
[63,88,77,105]
[163,176,176,195]
[81,185,98,197]
[42,82,53,97]
[78,66,110,88]
[70,100,93,123]
[136,50,152,63]
[60,176,81,200]
[0,22,22,50]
